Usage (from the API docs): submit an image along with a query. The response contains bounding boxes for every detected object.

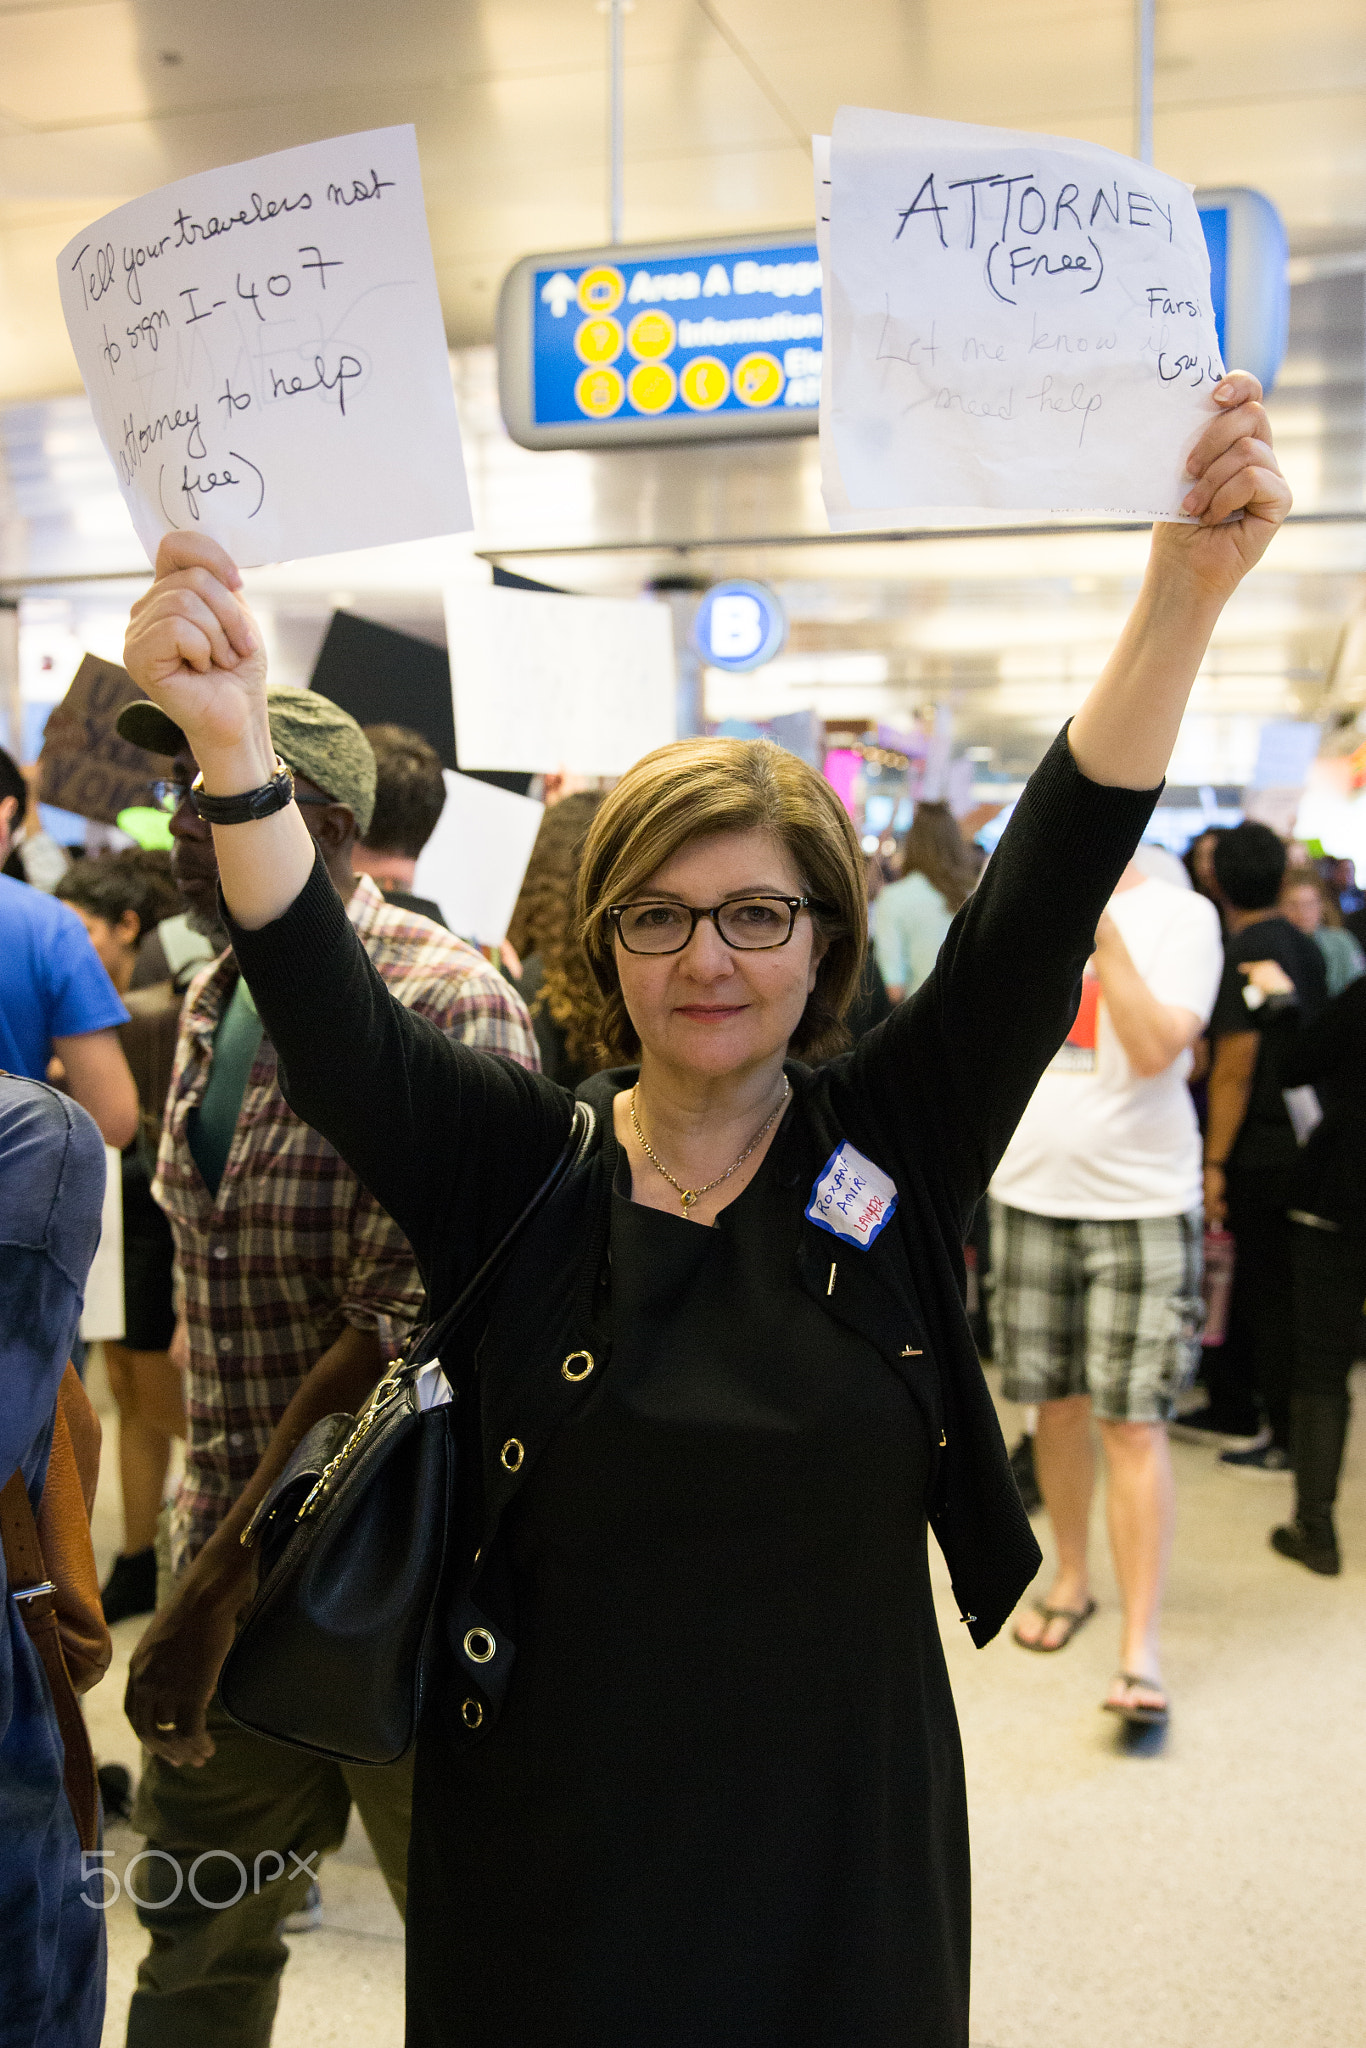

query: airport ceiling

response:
[0,0,1364,399]
[1,1,1364,781]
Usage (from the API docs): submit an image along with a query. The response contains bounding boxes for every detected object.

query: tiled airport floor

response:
[86,1352,1366,2048]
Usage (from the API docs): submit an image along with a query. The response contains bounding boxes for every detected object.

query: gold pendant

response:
[680,1190,697,1212]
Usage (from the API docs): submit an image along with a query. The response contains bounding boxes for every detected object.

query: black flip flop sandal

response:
[1102,1671,1169,1727]
[1011,1596,1097,1653]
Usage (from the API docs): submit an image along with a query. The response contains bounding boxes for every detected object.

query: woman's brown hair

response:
[506,792,607,1073]
[577,737,867,1063]
[897,801,978,913]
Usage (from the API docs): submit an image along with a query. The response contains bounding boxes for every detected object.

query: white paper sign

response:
[58,126,472,568]
[814,133,864,534]
[412,770,544,948]
[445,586,676,777]
[1282,1085,1324,1148]
[825,109,1224,519]
[79,1144,123,1342]
[1250,720,1321,791]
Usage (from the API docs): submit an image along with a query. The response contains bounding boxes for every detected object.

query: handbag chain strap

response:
[279,1102,597,1531]
[296,1364,412,1521]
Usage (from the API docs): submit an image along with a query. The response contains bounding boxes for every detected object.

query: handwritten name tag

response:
[806,1143,898,1249]
[58,125,471,568]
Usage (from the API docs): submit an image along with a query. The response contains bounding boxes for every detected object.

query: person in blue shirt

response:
[0,747,138,1149]
[0,1074,108,2047]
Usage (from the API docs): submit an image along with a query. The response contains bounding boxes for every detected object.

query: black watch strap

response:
[190,759,295,825]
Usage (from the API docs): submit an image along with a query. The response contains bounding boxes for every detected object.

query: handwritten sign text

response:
[824,109,1224,518]
[59,127,471,567]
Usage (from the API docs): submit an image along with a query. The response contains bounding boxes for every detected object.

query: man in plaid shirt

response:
[115,686,538,2048]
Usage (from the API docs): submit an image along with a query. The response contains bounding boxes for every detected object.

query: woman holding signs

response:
[123,375,1286,2046]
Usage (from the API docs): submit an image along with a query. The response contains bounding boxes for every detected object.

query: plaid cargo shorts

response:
[988,1200,1205,1423]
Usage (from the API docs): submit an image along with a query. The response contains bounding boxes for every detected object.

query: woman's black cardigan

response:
[226,729,1157,1651]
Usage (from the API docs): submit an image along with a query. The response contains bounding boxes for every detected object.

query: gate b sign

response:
[691,582,787,674]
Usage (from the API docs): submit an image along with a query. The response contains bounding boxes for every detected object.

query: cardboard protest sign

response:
[38,654,171,823]
[823,110,1224,519]
[58,126,472,568]
[412,771,544,947]
[445,585,676,777]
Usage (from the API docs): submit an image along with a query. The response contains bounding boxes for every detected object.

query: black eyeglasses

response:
[151,777,332,813]
[607,895,823,956]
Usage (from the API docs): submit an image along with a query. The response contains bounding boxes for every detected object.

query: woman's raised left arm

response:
[1068,371,1290,789]
[837,373,1290,1224]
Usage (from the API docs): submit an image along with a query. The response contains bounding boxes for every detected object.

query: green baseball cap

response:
[117,685,377,837]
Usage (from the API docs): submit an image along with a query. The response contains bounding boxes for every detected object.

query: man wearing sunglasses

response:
[112,684,539,2048]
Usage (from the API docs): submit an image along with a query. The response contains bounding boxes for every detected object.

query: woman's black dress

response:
[410,1122,966,2048]
[227,729,1159,2048]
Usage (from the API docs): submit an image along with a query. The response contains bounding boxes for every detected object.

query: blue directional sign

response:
[497,191,1288,452]
[692,581,788,672]
[1195,188,1289,395]
[498,233,821,450]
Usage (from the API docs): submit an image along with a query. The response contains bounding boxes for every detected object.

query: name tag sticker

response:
[805,1143,898,1249]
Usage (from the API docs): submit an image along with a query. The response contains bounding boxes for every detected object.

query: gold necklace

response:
[629,1077,791,1214]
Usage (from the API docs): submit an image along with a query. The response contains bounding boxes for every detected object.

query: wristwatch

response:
[189,758,294,825]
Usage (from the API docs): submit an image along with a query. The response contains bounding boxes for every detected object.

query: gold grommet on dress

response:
[463,1628,496,1664]
[461,1697,484,1729]
[500,1438,524,1472]
[561,1350,595,1382]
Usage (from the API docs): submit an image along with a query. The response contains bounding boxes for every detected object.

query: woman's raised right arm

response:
[221,850,566,1275]
[124,531,317,928]
[124,534,570,1279]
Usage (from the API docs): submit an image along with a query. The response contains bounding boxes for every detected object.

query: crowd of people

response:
[0,376,1347,2048]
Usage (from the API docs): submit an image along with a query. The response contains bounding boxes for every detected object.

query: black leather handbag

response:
[218,1103,595,1765]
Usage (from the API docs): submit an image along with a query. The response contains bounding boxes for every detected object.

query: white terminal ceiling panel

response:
[0,0,1363,784]
[0,0,1362,404]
